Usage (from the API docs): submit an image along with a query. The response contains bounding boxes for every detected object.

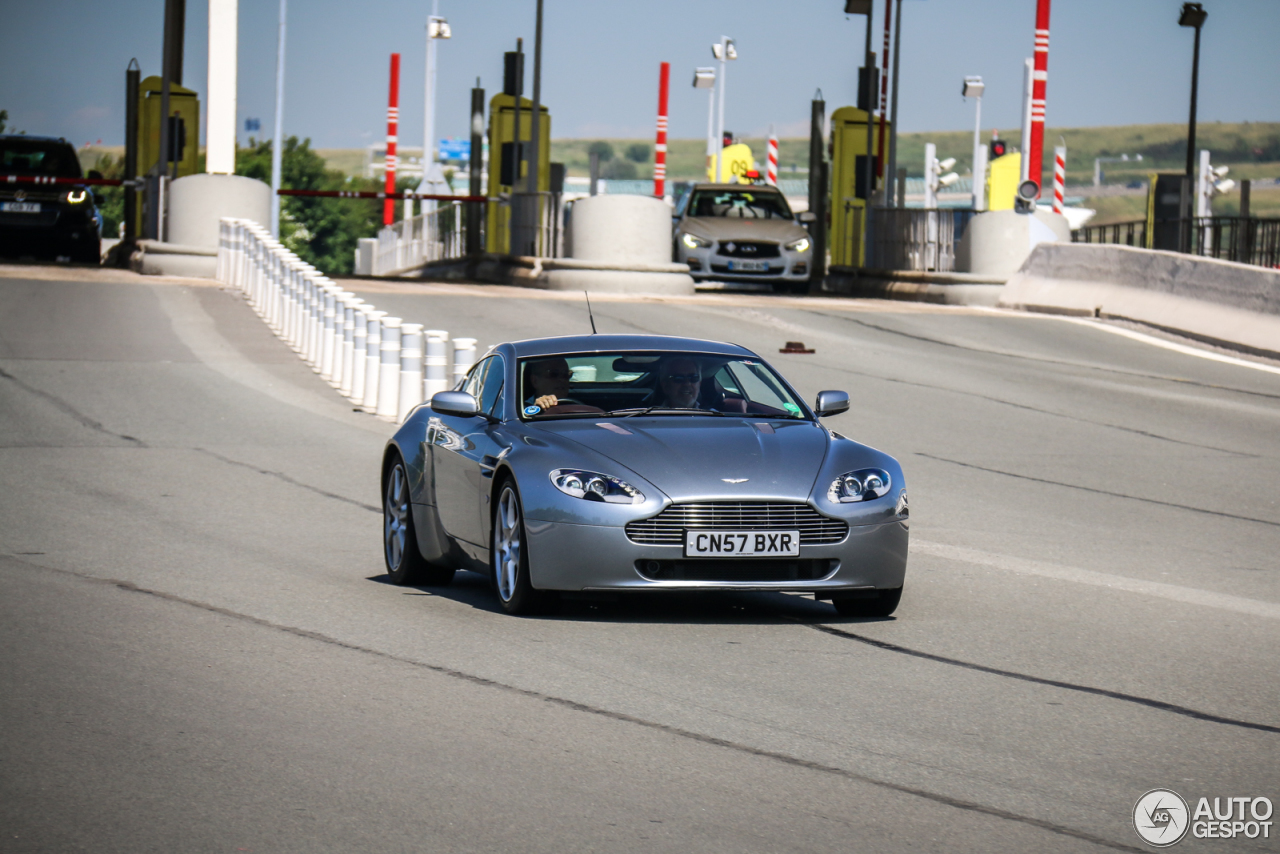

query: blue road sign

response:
[438,138,470,161]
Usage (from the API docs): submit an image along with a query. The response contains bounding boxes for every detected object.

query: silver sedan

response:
[381,334,908,616]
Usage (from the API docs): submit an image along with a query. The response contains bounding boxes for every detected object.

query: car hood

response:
[529,417,829,502]
[679,217,810,244]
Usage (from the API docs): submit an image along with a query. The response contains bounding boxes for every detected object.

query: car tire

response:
[383,456,455,586]
[71,239,101,265]
[832,586,902,618]
[491,479,557,616]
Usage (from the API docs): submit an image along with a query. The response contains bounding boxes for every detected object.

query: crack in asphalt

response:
[194,448,380,513]
[918,452,1280,529]
[800,622,1280,735]
[0,366,146,447]
[5,556,1145,854]
[812,312,1280,402]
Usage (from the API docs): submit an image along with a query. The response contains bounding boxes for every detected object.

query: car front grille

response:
[716,241,781,258]
[625,502,848,546]
[635,558,835,582]
[709,264,778,275]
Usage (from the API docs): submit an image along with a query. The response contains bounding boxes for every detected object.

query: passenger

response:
[525,357,573,409]
[656,357,703,408]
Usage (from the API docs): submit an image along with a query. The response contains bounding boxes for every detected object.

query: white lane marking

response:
[1045,315,1280,377]
[913,539,1280,621]
[154,285,390,435]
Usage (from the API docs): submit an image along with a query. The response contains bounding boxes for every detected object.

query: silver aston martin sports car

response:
[381,334,908,617]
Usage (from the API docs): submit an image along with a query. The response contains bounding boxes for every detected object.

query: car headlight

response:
[65,189,88,204]
[827,468,891,503]
[550,469,645,505]
[785,237,810,253]
[681,233,710,249]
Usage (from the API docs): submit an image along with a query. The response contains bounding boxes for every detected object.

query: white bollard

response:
[375,317,403,419]
[424,332,450,400]
[320,287,338,381]
[362,310,387,413]
[328,290,350,390]
[351,305,368,405]
[398,323,425,422]
[340,296,361,397]
[453,337,478,387]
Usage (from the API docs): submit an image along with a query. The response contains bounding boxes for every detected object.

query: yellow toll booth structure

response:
[986,152,1021,211]
[829,106,888,268]
[486,93,551,255]
[138,75,200,178]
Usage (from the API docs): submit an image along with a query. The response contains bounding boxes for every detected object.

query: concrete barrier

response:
[362,311,387,413]
[376,318,402,419]
[1000,242,1280,358]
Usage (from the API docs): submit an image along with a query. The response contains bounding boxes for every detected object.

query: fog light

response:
[793,262,807,274]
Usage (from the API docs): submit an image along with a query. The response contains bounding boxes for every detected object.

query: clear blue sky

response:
[2,0,1277,150]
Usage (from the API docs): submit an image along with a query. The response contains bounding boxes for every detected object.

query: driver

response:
[525,357,572,409]
[656,357,702,408]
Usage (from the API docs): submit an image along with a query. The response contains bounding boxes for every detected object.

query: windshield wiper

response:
[610,406,726,418]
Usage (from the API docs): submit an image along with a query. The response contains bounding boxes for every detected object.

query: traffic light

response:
[990,139,1007,159]
[722,131,734,148]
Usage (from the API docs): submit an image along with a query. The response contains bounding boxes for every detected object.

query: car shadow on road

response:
[367,569,897,627]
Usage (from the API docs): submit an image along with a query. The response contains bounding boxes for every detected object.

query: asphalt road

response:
[1,266,1277,853]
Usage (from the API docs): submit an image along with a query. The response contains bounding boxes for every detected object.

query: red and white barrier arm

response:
[384,52,400,226]
[4,174,125,187]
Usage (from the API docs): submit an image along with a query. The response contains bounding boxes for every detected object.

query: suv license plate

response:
[2,202,41,213]
[685,530,800,557]
[727,259,768,272]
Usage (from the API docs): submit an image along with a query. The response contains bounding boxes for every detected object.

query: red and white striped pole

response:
[766,131,778,186]
[383,52,400,226]
[1027,0,1051,196]
[654,61,669,198]
[1052,145,1065,213]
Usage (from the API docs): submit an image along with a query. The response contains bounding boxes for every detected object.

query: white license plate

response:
[727,259,768,272]
[2,202,41,213]
[685,530,800,557]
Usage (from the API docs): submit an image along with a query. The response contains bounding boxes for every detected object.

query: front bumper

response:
[523,517,908,592]
[677,245,810,282]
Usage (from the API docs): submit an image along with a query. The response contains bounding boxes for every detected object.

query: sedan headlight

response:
[550,469,645,505]
[827,468,891,503]
[785,237,810,252]
[65,189,88,204]
[681,232,710,249]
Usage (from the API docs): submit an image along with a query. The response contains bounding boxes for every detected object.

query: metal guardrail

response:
[836,204,977,272]
[374,200,469,276]
[1072,216,1280,268]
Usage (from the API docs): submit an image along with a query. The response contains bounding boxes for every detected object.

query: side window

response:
[479,355,505,417]
[462,358,487,398]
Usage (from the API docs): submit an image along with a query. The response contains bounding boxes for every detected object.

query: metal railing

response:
[836,204,977,272]
[374,200,469,276]
[1072,216,1280,268]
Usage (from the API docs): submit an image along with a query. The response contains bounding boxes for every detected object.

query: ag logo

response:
[1134,789,1190,847]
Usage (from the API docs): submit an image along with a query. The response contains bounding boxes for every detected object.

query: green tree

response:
[90,152,125,238]
[236,136,397,275]
[586,140,614,162]
[625,143,650,163]
[601,159,637,180]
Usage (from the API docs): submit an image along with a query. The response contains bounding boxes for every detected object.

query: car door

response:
[429,355,507,556]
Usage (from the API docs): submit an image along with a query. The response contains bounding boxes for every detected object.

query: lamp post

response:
[1178,2,1206,252]
[693,67,716,182]
[419,1,451,205]
[711,36,736,182]
[962,75,984,211]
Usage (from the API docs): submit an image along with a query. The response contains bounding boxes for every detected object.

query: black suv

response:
[0,135,102,263]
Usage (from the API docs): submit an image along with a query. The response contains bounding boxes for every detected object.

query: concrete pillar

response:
[362,311,387,413]
[398,323,425,422]
[376,317,403,419]
[206,0,238,174]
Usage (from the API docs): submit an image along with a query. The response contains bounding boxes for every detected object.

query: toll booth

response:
[1146,172,1190,251]
[485,93,551,255]
[138,75,200,178]
[986,152,1021,211]
[828,106,888,268]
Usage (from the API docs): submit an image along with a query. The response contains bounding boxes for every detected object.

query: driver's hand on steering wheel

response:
[535,394,560,408]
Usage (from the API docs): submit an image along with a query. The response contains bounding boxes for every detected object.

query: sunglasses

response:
[664,374,701,384]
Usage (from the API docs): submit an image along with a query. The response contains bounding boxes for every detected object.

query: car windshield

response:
[518,351,808,420]
[0,139,82,178]
[687,189,792,220]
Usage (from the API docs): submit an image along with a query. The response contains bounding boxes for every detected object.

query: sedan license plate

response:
[1,202,41,213]
[726,259,768,272]
[685,530,800,558]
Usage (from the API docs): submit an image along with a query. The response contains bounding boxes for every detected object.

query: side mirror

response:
[431,390,480,417]
[798,211,816,223]
[814,390,849,418]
